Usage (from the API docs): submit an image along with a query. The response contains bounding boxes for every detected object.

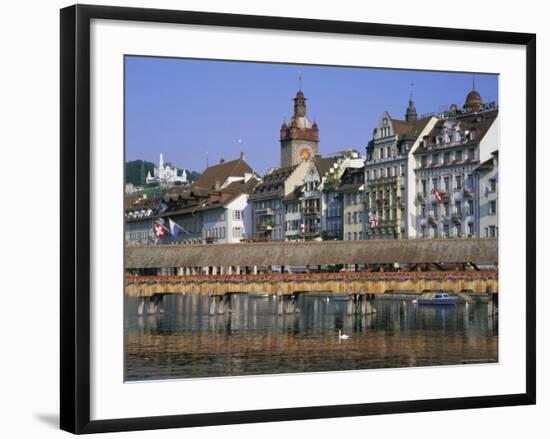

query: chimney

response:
[240,151,245,160]
[214,179,221,191]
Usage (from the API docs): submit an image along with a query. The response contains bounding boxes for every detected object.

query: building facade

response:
[337,166,365,241]
[250,162,308,241]
[475,151,499,238]
[413,89,499,238]
[364,97,437,240]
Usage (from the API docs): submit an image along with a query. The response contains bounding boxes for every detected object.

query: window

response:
[467,174,474,190]
[456,201,462,216]
[347,212,351,224]
[455,150,462,162]
[232,227,243,238]
[393,166,398,177]
[489,200,497,215]
[421,156,427,167]
[456,223,462,237]
[444,176,450,192]
[432,178,438,191]
[421,179,427,195]
[353,232,357,241]
[400,164,405,176]
[421,225,426,238]
[467,222,474,237]
[455,175,462,190]
[421,205,426,218]
[468,148,475,160]
[387,167,391,177]
[373,169,378,179]
[488,226,497,237]
[386,147,391,158]
[489,178,497,192]
[467,199,474,216]
[233,210,242,220]
[443,223,449,237]
[366,170,370,181]
[444,151,450,164]
[444,203,450,217]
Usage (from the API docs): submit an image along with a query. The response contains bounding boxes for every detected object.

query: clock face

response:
[299,146,312,161]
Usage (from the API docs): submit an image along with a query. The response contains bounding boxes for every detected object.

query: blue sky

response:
[125,56,498,175]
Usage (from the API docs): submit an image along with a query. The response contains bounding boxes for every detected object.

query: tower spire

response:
[472,75,476,91]
[298,70,302,91]
[405,85,417,123]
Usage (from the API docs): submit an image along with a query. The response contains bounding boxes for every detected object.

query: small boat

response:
[417,291,458,305]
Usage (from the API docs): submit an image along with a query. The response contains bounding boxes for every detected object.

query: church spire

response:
[405,85,418,123]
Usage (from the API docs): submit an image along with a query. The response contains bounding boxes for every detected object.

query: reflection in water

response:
[125,294,498,381]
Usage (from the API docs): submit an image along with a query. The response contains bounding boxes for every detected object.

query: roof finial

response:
[472,75,476,91]
[298,70,302,91]
[410,82,414,100]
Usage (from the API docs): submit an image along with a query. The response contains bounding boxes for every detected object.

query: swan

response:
[338,330,350,341]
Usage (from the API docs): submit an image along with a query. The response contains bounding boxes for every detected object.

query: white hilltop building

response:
[146,153,188,186]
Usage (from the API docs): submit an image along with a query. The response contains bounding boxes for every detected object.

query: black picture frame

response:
[60,4,536,434]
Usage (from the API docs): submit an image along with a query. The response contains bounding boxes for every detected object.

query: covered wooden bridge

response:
[125,238,498,315]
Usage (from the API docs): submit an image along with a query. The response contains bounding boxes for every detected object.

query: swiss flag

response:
[153,221,168,240]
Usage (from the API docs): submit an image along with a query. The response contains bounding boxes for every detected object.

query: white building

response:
[146,152,188,186]
[476,151,499,238]
[412,89,499,239]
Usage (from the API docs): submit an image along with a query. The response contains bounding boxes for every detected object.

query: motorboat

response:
[417,291,458,305]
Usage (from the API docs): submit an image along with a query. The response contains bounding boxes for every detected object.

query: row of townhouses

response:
[125,86,499,245]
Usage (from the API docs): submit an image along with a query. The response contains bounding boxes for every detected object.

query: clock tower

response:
[280,90,319,168]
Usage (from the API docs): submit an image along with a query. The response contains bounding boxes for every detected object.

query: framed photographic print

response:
[60,4,536,434]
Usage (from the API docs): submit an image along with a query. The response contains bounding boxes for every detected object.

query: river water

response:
[125,293,498,381]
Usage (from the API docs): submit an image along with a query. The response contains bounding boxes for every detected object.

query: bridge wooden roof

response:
[126,238,498,268]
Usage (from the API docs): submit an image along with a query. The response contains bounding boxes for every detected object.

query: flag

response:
[153,220,168,240]
[168,218,188,238]
[157,201,168,214]
[369,212,378,228]
[432,187,442,203]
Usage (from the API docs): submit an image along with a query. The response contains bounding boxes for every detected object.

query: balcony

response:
[255,207,274,215]
[463,187,474,199]
[256,223,274,232]
[303,205,321,217]
[303,226,320,236]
